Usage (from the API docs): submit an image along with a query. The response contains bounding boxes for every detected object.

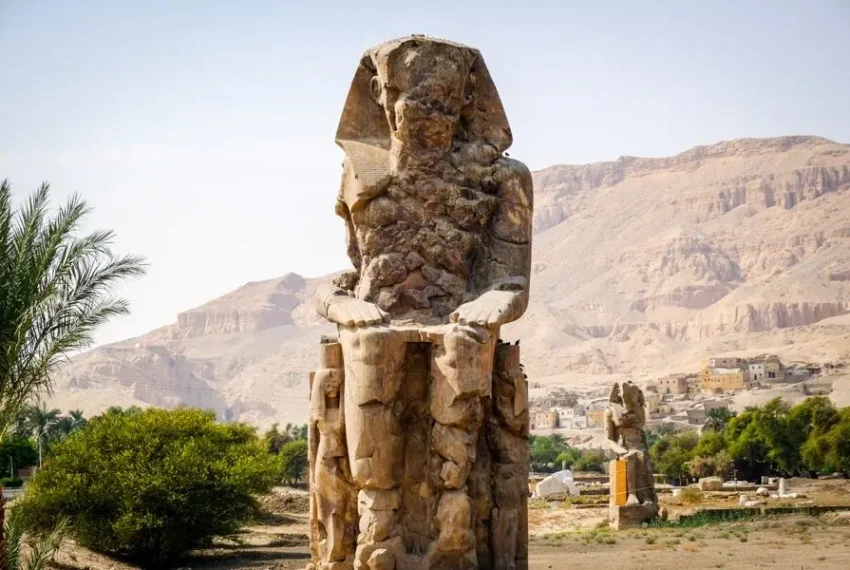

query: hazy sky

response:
[2,0,849,346]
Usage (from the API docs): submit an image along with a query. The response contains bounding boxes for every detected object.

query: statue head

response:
[336,36,512,169]
[621,382,645,414]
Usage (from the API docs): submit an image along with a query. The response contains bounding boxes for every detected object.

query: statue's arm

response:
[452,158,533,328]
[604,408,629,456]
[314,159,386,328]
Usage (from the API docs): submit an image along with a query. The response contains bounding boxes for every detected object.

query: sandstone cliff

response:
[49,137,850,425]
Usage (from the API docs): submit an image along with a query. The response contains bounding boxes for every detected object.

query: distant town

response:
[530,355,845,435]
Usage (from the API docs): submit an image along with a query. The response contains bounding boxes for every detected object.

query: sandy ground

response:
[44,480,850,570]
[529,515,850,569]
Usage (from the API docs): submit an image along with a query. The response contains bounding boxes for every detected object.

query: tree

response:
[646,423,676,448]
[548,433,567,450]
[688,451,732,479]
[789,396,839,436]
[572,449,606,473]
[263,423,292,454]
[101,405,142,417]
[802,408,850,475]
[17,408,279,567]
[789,397,838,475]
[704,407,736,432]
[554,448,581,470]
[283,422,308,442]
[67,409,87,431]
[0,436,38,478]
[725,399,801,479]
[651,431,699,482]
[692,430,727,458]
[278,439,308,485]
[530,435,568,472]
[22,403,60,440]
[0,181,146,438]
[822,409,850,475]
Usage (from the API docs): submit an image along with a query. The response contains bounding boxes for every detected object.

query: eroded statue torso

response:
[340,154,529,325]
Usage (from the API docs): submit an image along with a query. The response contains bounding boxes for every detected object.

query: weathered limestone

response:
[308,36,532,570]
[604,382,660,529]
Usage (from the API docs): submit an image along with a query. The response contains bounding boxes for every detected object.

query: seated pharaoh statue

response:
[604,382,660,526]
[307,36,533,570]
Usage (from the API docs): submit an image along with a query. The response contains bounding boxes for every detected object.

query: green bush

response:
[17,407,279,567]
[279,439,308,485]
[0,477,23,488]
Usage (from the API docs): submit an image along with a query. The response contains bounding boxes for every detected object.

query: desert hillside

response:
[49,136,850,426]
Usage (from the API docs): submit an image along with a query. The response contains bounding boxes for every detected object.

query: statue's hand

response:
[326,296,388,328]
[623,449,643,461]
[450,290,520,327]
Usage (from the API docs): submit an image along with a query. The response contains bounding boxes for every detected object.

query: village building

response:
[748,355,785,382]
[707,356,742,368]
[651,373,689,395]
[686,407,706,424]
[700,362,751,393]
[530,409,559,430]
[644,393,674,419]
[555,405,587,429]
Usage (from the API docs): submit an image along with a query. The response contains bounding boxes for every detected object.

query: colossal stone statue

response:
[307,36,532,570]
[604,382,660,529]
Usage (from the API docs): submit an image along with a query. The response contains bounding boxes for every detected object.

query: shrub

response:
[0,477,23,488]
[279,439,309,485]
[680,487,704,504]
[572,449,607,473]
[17,407,279,567]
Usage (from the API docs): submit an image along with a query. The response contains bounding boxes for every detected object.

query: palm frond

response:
[24,517,69,570]
[4,506,25,570]
[0,181,147,437]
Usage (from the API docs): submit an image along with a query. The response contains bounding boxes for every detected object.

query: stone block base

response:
[609,504,654,530]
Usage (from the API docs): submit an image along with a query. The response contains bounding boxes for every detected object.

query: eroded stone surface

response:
[309,36,532,569]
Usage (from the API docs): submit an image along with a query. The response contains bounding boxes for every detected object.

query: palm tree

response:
[0,181,146,438]
[56,409,87,438]
[704,407,735,432]
[548,433,568,452]
[0,180,145,560]
[23,404,60,440]
[68,409,85,428]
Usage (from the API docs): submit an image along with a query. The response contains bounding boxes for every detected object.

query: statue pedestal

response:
[610,504,653,531]
[308,335,530,569]
[608,459,655,530]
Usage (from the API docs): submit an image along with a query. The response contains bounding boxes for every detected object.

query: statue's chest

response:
[358,180,499,242]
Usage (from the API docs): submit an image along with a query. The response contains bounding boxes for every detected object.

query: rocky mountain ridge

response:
[48,136,850,426]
